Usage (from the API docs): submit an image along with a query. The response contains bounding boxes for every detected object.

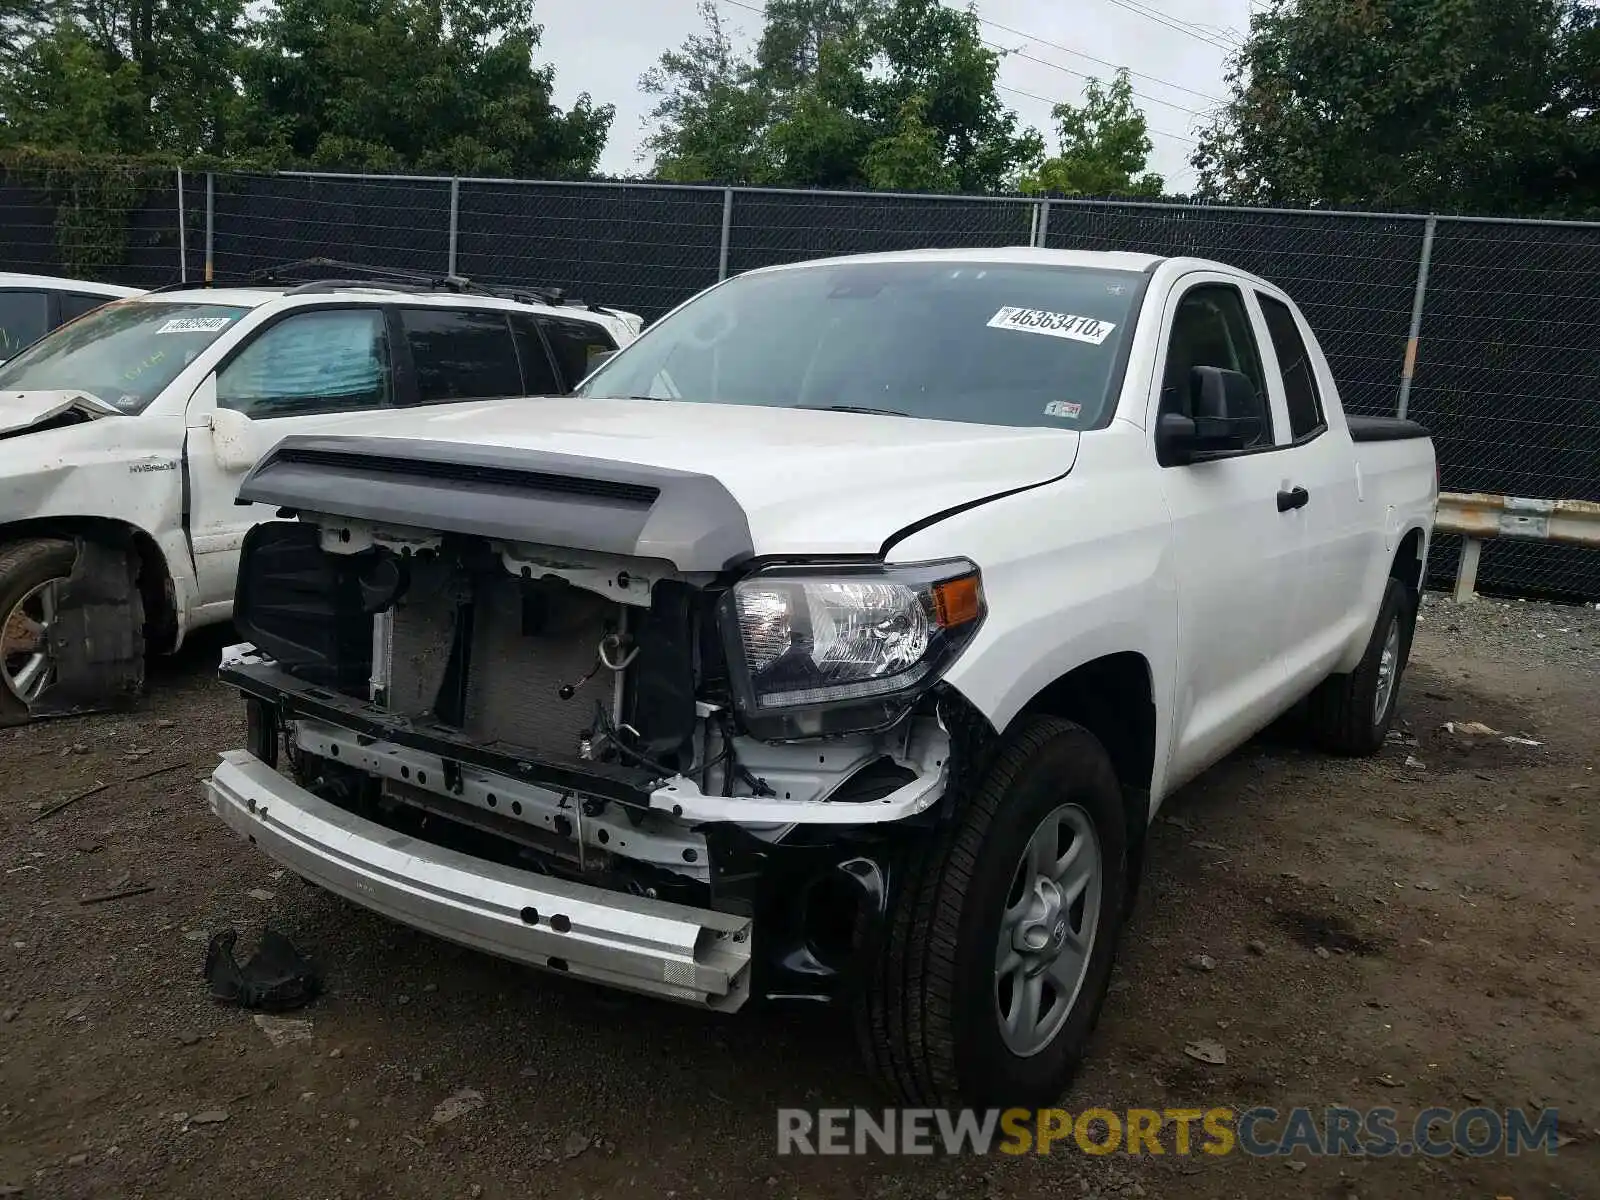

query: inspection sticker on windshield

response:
[987,307,1115,345]
[157,316,232,335]
[1043,400,1082,419]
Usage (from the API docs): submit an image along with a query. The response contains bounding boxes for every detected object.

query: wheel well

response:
[1390,528,1425,599]
[1017,652,1157,897]
[0,517,178,652]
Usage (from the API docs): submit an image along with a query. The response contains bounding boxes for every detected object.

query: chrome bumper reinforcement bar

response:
[205,749,753,1010]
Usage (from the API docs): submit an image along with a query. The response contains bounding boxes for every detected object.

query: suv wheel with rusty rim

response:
[0,539,78,726]
[857,714,1128,1107]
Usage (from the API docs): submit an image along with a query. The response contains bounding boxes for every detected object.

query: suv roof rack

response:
[148,258,582,308]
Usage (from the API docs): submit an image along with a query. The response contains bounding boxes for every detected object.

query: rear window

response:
[401,308,524,404]
[60,292,118,322]
[0,290,49,360]
[0,300,246,412]
[539,317,617,388]
[579,261,1143,429]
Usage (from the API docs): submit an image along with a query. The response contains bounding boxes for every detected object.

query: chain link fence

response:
[2,166,1596,599]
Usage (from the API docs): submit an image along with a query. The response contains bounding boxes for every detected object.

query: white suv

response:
[0,273,640,724]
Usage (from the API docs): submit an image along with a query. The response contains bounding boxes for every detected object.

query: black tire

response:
[1304,577,1416,756]
[856,715,1128,1107]
[0,538,78,727]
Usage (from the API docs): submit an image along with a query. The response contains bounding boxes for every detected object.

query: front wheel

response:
[0,539,78,727]
[856,715,1128,1107]
[1304,577,1416,755]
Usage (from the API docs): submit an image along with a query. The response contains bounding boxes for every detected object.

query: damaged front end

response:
[209,439,988,1010]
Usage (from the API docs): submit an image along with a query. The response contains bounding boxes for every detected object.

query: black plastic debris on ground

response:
[205,928,323,1011]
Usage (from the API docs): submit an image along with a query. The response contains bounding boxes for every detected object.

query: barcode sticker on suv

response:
[157,316,233,334]
[987,307,1115,345]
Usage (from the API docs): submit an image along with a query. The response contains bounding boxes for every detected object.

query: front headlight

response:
[720,559,985,738]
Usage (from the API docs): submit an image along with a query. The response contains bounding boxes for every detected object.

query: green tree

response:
[641,0,1042,192]
[0,0,247,155]
[639,1,775,182]
[236,0,612,176]
[1193,0,1599,216]
[1019,70,1163,197]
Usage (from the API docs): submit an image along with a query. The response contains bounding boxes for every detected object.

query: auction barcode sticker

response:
[987,307,1115,345]
[157,316,233,335]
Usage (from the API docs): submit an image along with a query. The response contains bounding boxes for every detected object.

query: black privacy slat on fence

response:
[729,192,1036,274]
[457,182,724,319]
[210,174,453,280]
[1045,203,1425,418]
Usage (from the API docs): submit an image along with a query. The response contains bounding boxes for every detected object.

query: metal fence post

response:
[176,168,188,282]
[1036,199,1052,248]
[204,173,215,284]
[448,178,461,276]
[718,188,735,281]
[1397,214,1437,419]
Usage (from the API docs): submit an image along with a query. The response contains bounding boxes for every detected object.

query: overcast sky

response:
[537,0,1257,191]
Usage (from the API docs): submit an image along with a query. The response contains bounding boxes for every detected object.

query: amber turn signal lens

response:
[931,573,983,628]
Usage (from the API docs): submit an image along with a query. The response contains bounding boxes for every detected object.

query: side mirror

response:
[210,404,256,472]
[1157,366,1266,465]
[1156,410,1266,466]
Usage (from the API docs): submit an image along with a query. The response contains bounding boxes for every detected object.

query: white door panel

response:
[1151,273,1307,786]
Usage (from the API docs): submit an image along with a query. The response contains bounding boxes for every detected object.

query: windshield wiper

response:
[804,404,910,417]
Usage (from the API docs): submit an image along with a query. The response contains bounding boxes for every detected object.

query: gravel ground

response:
[2,594,1597,1199]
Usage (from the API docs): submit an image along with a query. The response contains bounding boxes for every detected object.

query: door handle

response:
[1277,486,1310,512]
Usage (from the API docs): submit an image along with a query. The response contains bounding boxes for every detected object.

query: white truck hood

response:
[256,395,1080,560]
[0,389,122,437]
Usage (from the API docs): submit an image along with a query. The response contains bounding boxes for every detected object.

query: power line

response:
[724,0,1228,108]
[1094,0,1238,51]
[716,0,1215,128]
[961,7,1225,104]
[995,82,1198,146]
[984,40,1207,118]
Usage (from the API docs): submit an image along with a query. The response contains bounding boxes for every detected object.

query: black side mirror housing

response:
[1156,366,1266,465]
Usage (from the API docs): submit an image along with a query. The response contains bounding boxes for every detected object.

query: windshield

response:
[577,261,1143,429]
[0,301,249,413]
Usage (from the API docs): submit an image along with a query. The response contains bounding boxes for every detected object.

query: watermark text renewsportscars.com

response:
[776,1106,1561,1157]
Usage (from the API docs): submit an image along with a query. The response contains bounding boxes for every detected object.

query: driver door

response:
[1154,276,1305,786]
[184,307,394,610]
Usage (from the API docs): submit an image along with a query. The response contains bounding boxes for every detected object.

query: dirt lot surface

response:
[3,593,1597,1199]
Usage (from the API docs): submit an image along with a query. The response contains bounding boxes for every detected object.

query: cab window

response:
[1159,284,1272,450]
[219,309,390,417]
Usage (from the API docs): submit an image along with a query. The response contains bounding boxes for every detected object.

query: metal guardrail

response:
[1435,492,1600,601]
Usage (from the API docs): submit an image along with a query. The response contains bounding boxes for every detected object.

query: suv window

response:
[60,292,117,323]
[0,290,49,359]
[401,308,524,404]
[1258,293,1324,440]
[219,309,390,417]
[540,316,617,389]
[1160,284,1272,449]
[509,317,563,395]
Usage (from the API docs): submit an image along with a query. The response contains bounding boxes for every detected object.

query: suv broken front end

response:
[206,436,985,1012]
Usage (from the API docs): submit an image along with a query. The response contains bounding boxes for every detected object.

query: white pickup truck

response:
[205,247,1437,1106]
[0,278,637,724]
